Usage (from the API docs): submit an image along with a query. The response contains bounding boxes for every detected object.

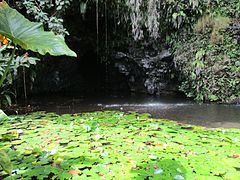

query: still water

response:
[30,94,240,128]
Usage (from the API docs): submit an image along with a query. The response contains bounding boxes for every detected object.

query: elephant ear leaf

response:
[0,1,77,57]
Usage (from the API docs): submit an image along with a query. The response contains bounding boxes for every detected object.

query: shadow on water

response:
[27,94,240,128]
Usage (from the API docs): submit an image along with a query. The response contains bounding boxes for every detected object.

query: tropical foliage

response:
[0,1,76,106]
[174,2,240,102]
[0,45,40,107]
[0,1,76,57]
[1,111,240,179]
[0,1,238,179]
[16,0,71,36]
[9,0,239,102]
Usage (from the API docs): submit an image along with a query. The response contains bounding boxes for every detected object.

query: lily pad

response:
[0,111,239,179]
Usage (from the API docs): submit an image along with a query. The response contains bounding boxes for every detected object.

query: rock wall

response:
[32,45,178,96]
[112,45,178,95]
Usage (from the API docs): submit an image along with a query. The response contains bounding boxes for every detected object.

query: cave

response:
[29,2,131,97]
[30,1,178,99]
[32,53,131,97]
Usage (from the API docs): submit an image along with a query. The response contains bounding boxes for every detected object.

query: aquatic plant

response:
[0,111,240,179]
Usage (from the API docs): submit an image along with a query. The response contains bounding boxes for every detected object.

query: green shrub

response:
[174,17,240,102]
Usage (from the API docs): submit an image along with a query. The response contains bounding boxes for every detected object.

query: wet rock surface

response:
[32,46,178,96]
[113,46,178,95]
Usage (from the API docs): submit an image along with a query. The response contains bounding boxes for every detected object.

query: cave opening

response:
[30,1,131,98]
[30,1,179,99]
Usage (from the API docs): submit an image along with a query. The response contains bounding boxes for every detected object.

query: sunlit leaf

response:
[154,168,163,174]
[0,109,8,121]
[0,1,76,57]
[0,149,12,175]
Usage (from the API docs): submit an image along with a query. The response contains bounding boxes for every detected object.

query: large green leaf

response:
[0,150,12,175]
[0,109,8,121]
[0,1,76,57]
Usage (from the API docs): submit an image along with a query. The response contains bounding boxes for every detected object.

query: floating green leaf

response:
[0,149,12,175]
[0,111,239,179]
[0,109,8,121]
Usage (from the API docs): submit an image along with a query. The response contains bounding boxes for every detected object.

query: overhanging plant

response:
[0,0,77,88]
[0,1,76,175]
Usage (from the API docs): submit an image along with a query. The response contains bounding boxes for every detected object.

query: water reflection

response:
[29,95,240,128]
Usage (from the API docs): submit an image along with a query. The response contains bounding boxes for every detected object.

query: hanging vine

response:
[146,0,161,39]
[96,0,99,61]
[126,0,144,40]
